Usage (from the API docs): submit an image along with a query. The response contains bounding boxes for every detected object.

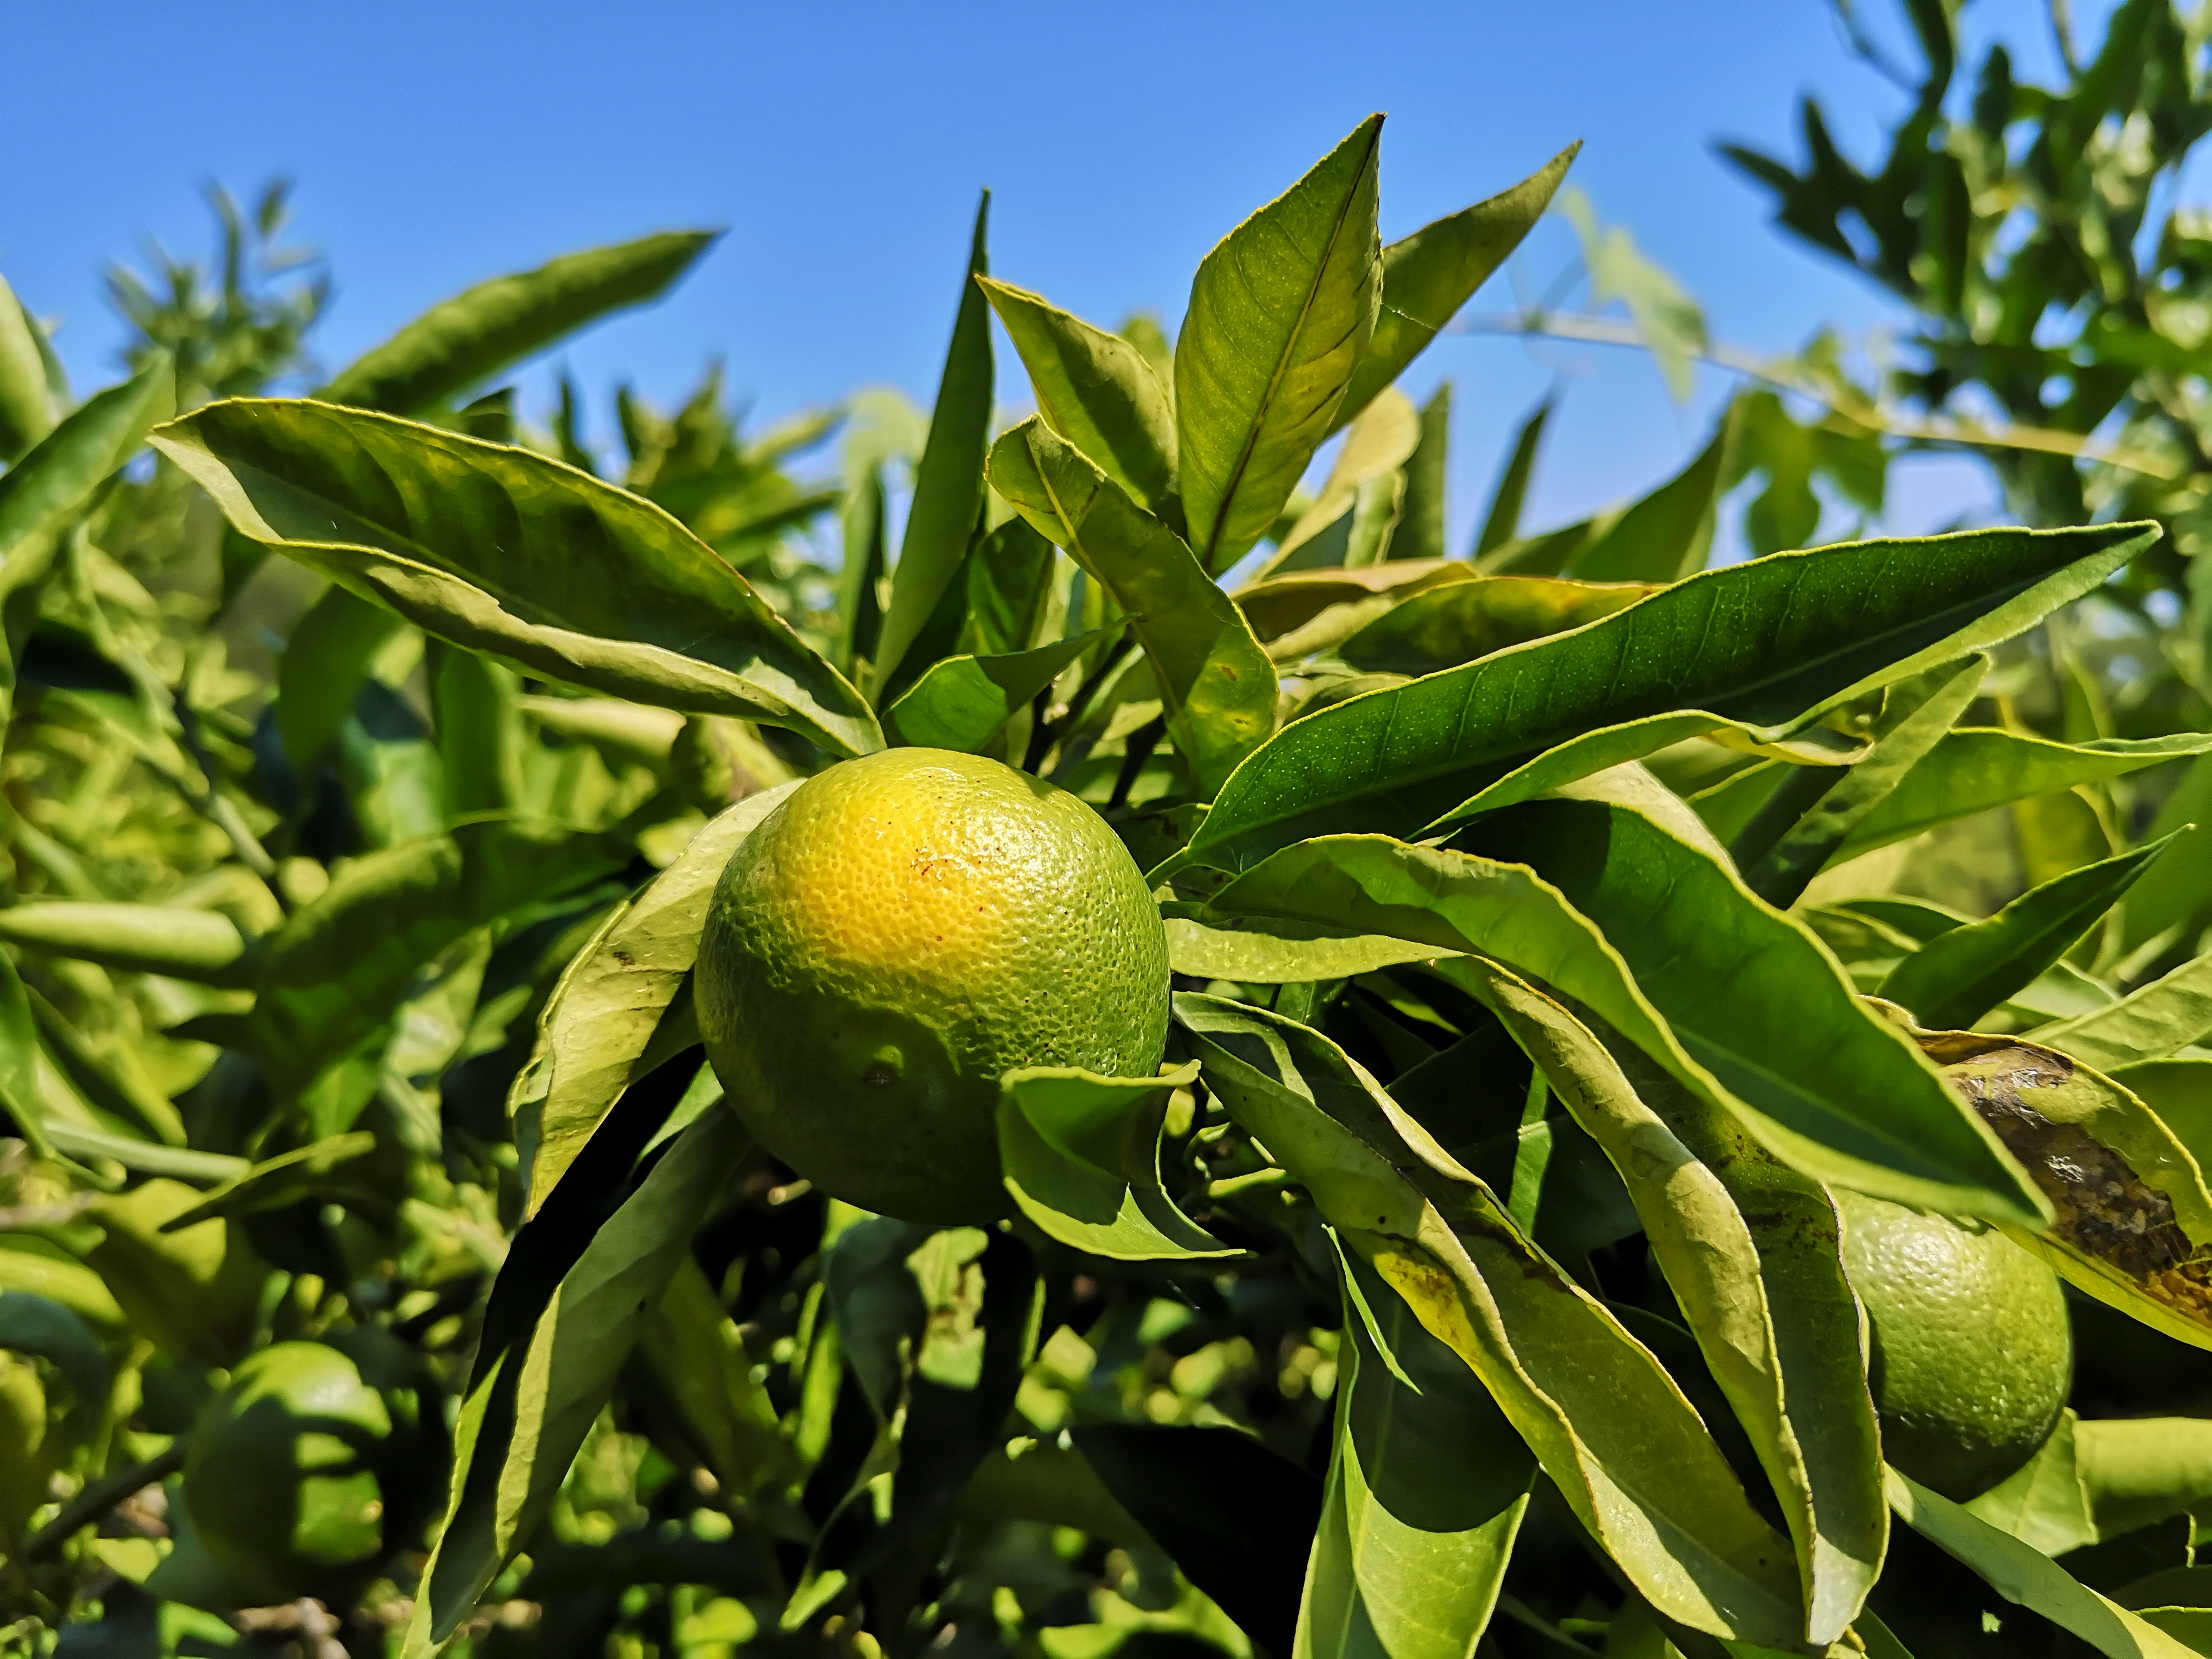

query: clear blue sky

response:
[3,1,2093,559]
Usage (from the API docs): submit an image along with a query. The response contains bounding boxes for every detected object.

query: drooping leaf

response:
[1879,833,2185,1031]
[977,277,1175,511]
[995,1063,1230,1260]
[1203,830,2042,1222]
[1298,1248,1534,1659]
[1178,117,1383,572]
[988,418,1274,793]
[1741,655,1988,908]
[1335,143,1578,429]
[320,231,717,415]
[1338,573,1655,677]
[404,1107,745,1653]
[1182,524,2157,874]
[885,629,1104,753]
[1835,729,2212,864]
[1435,954,1884,1644]
[1175,993,1805,1647]
[2034,948,2212,1070]
[515,785,795,1214]
[150,400,882,757]
[874,193,992,698]
[1886,1469,2200,1659]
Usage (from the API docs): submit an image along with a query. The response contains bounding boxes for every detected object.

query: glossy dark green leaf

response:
[988,418,1273,793]
[1298,1248,1533,1659]
[1887,1469,2200,1659]
[0,902,256,986]
[1174,993,1804,1647]
[1880,833,2185,1031]
[1335,143,1578,430]
[977,277,1175,511]
[516,785,796,1215]
[1741,655,1987,908]
[319,231,716,415]
[995,1063,1230,1260]
[1178,117,1382,571]
[1437,954,1883,1643]
[886,628,1103,753]
[1564,399,1735,582]
[250,819,630,1098]
[2036,949,2212,1070]
[151,400,881,756]
[1338,573,1655,677]
[874,193,992,697]
[1183,523,2157,874]
[404,1108,746,1653]
[1836,728,2212,863]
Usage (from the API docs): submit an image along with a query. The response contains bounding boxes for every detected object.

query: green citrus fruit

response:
[697,748,1170,1223]
[1835,1189,2073,1500]
[183,1340,425,1606]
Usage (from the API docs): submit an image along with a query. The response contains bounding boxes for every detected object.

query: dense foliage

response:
[8,6,2212,1658]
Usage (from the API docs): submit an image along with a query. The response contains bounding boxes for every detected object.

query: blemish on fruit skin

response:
[865,1062,899,1088]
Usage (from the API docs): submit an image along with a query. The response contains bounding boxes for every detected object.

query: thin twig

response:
[23,1444,186,1563]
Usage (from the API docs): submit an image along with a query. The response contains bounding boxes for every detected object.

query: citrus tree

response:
[4,105,2212,1659]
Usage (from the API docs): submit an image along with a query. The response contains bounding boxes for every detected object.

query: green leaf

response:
[1560,188,1707,401]
[1973,1410,2212,1560]
[0,951,40,1153]
[1182,523,2158,874]
[515,785,796,1215]
[1338,573,1655,677]
[885,628,1104,753]
[250,819,631,1098]
[0,903,255,987]
[987,418,1274,793]
[1469,792,2045,1221]
[320,231,717,415]
[1564,399,1736,582]
[977,277,1176,511]
[995,1063,1231,1260]
[2035,948,2212,1070]
[275,586,405,773]
[1297,1248,1533,1659]
[1234,560,1473,646]
[1474,397,1552,558]
[963,516,1057,659]
[1163,910,1453,981]
[1835,729,2212,865]
[2111,1058,2212,1164]
[0,1292,108,1413]
[1173,993,1805,1648]
[1437,954,1884,1644]
[405,1108,746,1652]
[1391,382,1451,565]
[636,1256,794,1497]
[1204,827,2042,1223]
[0,357,171,564]
[1886,1468,2201,1659]
[1178,116,1383,572]
[0,275,57,462]
[1964,1411,2097,1558]
[1740,655,1988,908]
[1879,833,2186,1031]
[151,400,880,756]
[2122,753,2212,952]
[874,193,992,698]
[431,642,524,816]
[1335,143,1578,430]
[158,1133,382,1230]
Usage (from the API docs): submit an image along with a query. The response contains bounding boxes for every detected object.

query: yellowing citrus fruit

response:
[1835,1189,2072,1499]
[697,748,1170,1223]
[183,1341,415,1605]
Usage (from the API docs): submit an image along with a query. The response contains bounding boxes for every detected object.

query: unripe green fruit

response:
[1835,1189,2073,1500]
[183,1340,434,1607]
[698,749,1169,1223]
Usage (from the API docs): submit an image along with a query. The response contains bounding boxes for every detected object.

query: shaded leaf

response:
[1391,381,1451,565]
[151,400,881,757]
[1338,573,1654,677]
[159,1132,382,1230]
[886,628,1104,753]
[1178,117,1382,571]
[1265,389,1420,574]
[275,586,404,773]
